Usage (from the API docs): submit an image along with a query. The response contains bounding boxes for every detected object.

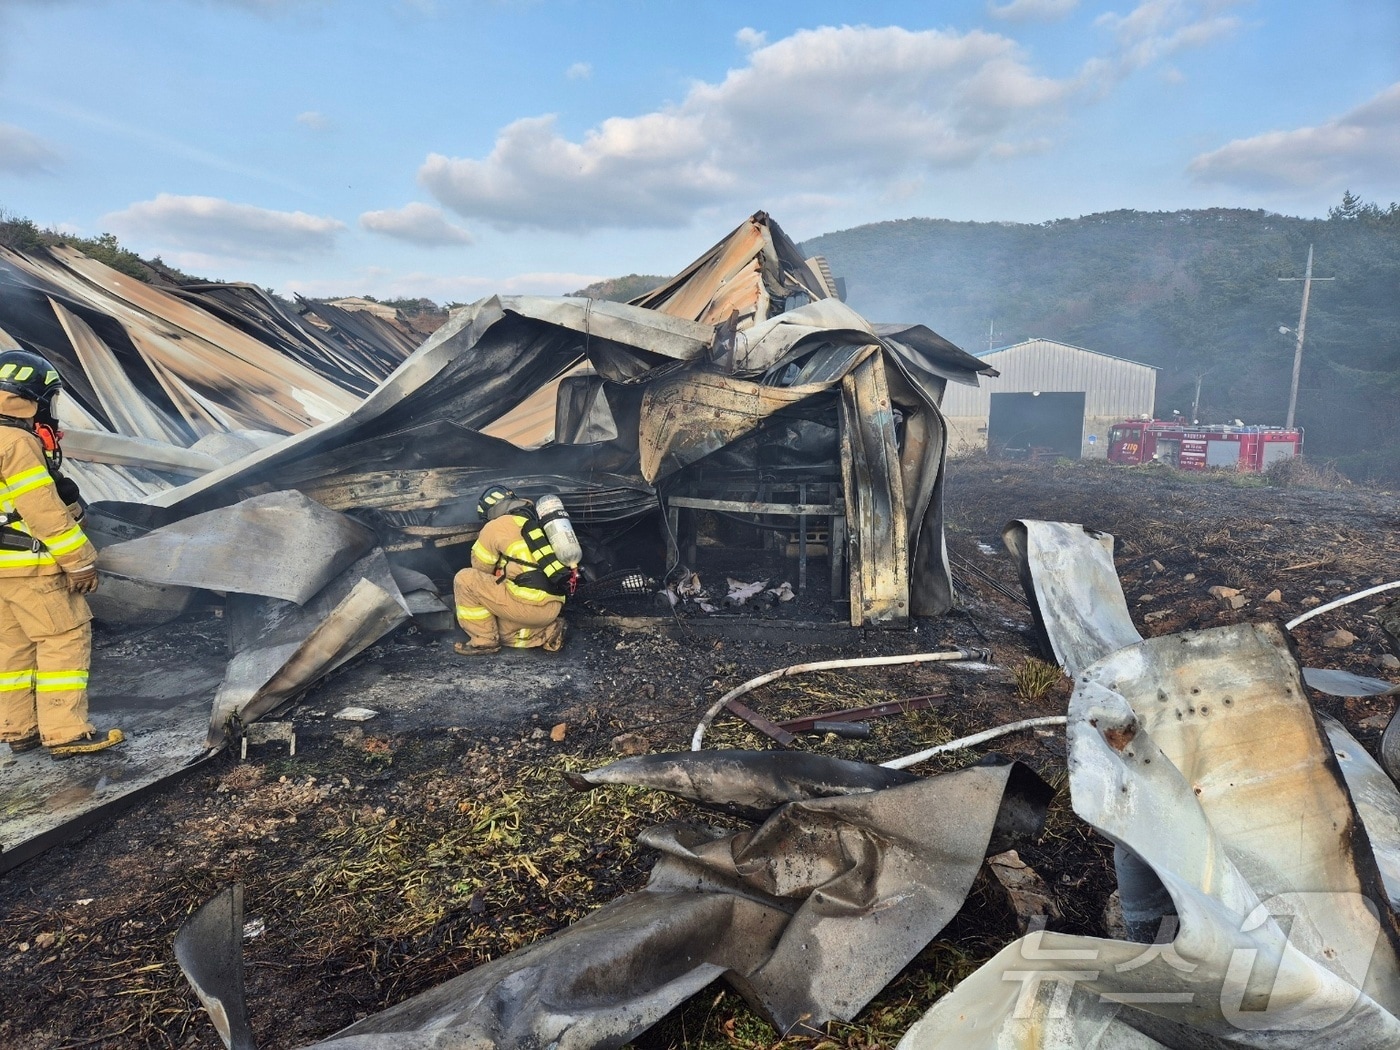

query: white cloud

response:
[1095,0,1244,74]
[988,0,1079,23]
[735,27,767,51]
[0,122,62,175]
[1189,82,1400,193]
[565,62,592,80]
[420,24,1081,232]
[296,110,331,130]
[104,194,344,261]
[359,202,474,246]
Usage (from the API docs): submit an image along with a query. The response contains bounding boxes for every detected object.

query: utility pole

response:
[1279,245,1334,429]
[1191,371,1207,423]
[988,319,995,352]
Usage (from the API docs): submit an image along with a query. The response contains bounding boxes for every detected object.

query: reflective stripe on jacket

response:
[0,424,95,578]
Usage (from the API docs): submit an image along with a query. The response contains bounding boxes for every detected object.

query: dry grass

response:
[1012,658,1064,702]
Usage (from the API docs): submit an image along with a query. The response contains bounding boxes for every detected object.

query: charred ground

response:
[2,456,1397,1050]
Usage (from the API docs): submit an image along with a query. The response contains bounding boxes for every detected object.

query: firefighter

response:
[0,350,121,758]
[453,486,569,655]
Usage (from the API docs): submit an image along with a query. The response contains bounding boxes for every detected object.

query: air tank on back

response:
[533,494,583,567]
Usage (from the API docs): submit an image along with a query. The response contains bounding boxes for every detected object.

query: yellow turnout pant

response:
[0,575,93,746]
[454,568,564,650]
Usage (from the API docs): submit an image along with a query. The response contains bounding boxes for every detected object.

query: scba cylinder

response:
[534,494,583,568]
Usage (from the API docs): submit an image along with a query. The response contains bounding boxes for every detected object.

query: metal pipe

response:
[1286,579,1400,631]
[879,715,1068,769]
[690,648,992,750]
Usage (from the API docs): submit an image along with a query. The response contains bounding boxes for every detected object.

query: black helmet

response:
[0,350,62,404]
[477,484,531,522]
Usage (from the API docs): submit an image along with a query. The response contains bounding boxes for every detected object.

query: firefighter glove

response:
[66,566,99,594]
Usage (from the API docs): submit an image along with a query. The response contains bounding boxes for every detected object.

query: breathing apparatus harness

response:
[0,413,83,554]
[492,507,579,598]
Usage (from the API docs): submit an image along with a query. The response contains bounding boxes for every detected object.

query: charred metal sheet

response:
[631,211,828,328]
[1,245,387,508]
[5,246,356,435]
[98,490,377,604]
[211,549,410,744]
[0,639,226,874]
[840,354,908,624]
[1002,518,1142,676]
[146,295,713,517]
[882,347,956,618]
[60,428,223,476]
[249,758,1049,1048]
[1384,711,1400,785]
[306,891,784,1050]
[565,748,922,819]
[729,298,880,375]
[1304,667,1400,697]
[1323,715,1400,911]
[166,285,411,397]
[874,322,999,386]
[173,886,258,1050]
[639,369,835,482]
[48,296,190,443]
[899,621,1400,1049]
[7,215,992,628]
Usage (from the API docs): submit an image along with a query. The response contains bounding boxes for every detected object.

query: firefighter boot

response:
[453,641,501,656]
[48,728,125,759]
[7,730,41,753]
[541,620,567,653]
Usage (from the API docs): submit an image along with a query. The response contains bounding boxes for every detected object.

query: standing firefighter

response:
[452,486,577,655]
[0,351,120,758]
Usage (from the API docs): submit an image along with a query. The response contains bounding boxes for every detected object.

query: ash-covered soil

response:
[2,457,1397,1050]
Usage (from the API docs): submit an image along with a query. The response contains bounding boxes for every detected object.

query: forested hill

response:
[801,200,1400,483]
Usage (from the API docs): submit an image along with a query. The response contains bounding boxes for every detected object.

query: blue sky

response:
[2,0,1398,303]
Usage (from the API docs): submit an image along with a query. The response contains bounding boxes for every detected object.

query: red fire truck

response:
[1107,419,1303,472]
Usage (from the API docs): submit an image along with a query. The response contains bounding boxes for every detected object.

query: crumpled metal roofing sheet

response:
[896,525,1400,1049]
[97,490,378,604]
[1003,518,1145,677]
[900,625,1400,1048]
[260,754,1050,1048]
[211,549,409,744]
[631,211,827,328]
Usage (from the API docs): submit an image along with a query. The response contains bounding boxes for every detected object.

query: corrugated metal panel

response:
[940,339,1156,419]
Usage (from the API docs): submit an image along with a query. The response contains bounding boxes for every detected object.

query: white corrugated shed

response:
[940,338,1156,417]
[940,338,1157,456]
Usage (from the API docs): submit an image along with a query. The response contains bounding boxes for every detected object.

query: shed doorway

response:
[988,391,1085,460]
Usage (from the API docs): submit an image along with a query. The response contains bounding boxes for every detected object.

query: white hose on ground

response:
[1285,579,1400,632]
[879,715,1068,769]
[690,648,993,751]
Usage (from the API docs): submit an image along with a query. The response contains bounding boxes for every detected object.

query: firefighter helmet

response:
[0,350,62,404]
[477,484,531,522]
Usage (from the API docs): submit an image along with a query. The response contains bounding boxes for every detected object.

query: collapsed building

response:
[0,212,993,866]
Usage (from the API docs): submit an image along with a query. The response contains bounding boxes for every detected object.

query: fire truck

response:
[1107,418,1303,472]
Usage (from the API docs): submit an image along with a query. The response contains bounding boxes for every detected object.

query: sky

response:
[2,0,1399,303]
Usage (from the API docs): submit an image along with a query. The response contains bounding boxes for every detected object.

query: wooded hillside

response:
[802,197,1400,484]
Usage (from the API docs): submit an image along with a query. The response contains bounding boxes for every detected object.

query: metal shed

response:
[938,338,1157,459]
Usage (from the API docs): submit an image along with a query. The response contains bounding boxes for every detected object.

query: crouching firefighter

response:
[0,350,122,758]
[452,486,580,656]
